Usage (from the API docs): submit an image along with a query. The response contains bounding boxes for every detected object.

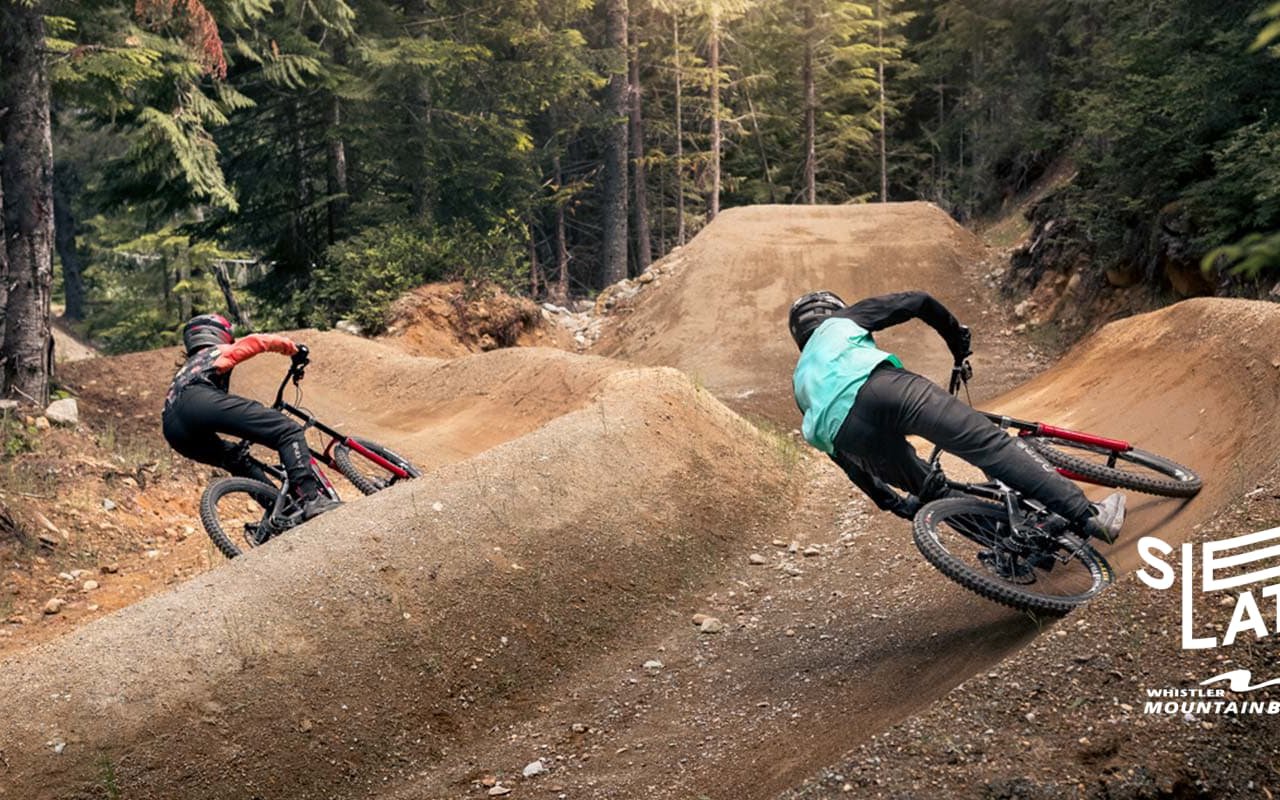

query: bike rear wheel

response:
[913,497,1114,616]
[1025,437,1201,498]
[200,477,283,559]
[334,437,421,496]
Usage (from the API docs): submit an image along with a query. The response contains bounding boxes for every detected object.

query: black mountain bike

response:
[911,362,1201,616]
[200,346,421,558]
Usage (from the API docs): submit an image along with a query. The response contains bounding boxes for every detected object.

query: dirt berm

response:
[596,202,996,422]
[0,354,798,799]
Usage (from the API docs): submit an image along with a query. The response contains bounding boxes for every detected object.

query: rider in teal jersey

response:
[789,290,1125,544]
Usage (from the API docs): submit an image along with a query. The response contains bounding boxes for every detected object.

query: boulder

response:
[44,398,78,427]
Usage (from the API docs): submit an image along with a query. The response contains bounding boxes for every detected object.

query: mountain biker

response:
[162,314,340,521]
[789,290,1125,544]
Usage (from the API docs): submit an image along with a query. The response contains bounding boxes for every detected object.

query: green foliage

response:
[307,220,524,332]
[1,415,37,461]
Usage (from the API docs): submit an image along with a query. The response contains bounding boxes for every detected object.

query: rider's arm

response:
[829,451,916,520]
[213,333,299,373]
[837,291,971,360]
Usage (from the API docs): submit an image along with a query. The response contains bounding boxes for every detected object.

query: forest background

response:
[2,0,1279,405]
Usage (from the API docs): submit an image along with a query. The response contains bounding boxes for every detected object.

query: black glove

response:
[891,494,922,520]
[292,344,310,365]
[950,325,972,364]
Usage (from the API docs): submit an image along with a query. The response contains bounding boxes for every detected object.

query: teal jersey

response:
[792,317,902,453]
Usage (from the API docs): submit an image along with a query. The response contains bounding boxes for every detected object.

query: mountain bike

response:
[911,362,1202,616]
[199,346,421,559]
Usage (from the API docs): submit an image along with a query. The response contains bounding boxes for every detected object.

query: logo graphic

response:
[1136,525,1280,714]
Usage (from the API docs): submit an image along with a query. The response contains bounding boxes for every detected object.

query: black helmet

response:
[788,291,844,350]
[182,313,234,355]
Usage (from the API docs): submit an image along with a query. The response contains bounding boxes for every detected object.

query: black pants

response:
[162,383,318,496]
[833,365,1094,523]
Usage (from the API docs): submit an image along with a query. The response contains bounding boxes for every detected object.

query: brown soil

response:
[0,204,1276,800]
[382,281,574,357]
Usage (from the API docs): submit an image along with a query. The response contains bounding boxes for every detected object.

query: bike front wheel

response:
[913,497,1114,616]
[200,477,283,559]
[1025,437,1201,498]
[333,437,421,496]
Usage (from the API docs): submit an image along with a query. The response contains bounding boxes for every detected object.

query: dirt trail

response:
[0,204,1276,800]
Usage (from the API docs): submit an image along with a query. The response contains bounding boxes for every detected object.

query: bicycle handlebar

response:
[274,344,309,408]
[948,360,973,395]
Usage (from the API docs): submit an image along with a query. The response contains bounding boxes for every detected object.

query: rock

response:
[37,532,59,549]
[748,553,767,565]
[1013,323,1028,334]
[691,613,709,626]
[481,775,498,787]
[0,399,18,414]
[571,723,587,734]
[699,617,724,634]
[82,580,99,592]
[334,319,364,336]
[34,416,51,431]
[783,564,803,577]
[44,398,78,427]
[7,615,28,625]
[101,499,116,512]
[771,539,787,548]
[802,546,821,557]
[488,786,512,797]
[1271,281,1280,299]
[522,759,547,777]
[643,659,664,671]
[43,598,67,615]
[297,719,314,734]
[787,541,799,554]
[1013,299,1035,319]
[637,271,656,284]
[100,563,119,574]
[33,511,61,537]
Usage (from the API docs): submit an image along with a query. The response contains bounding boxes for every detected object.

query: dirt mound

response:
[381,281,573,357]
[594,202,992,422]
[0,364,799,800]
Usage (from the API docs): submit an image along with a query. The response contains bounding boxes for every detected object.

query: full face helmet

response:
[787,291,845,351]
[182,313,234,355]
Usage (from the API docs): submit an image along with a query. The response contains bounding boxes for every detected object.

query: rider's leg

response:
[174,384,321,500]
[856,366,1099,526]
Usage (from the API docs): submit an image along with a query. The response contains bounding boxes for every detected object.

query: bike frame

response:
[271,361,413,481]
[946,366,1133,487]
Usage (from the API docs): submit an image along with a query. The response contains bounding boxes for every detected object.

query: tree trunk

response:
[600,0,629,287]
[52,164,87,320]
[326,94,349,243]
[708,6,721,220]
[1,3,55,405]
[673,16,686,246]
[212,263,252,329]
[0,137,7,367]
[528,219,541,298]
[803,2,816,204]
[628,24,652,275]
[553,154,569,304]
[877,0,887,203]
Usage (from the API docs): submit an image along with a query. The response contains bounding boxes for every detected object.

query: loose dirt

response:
[0,203,1276,800]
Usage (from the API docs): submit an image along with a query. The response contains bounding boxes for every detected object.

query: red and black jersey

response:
[164,334,298,413]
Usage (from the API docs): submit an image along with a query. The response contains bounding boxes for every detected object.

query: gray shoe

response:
[301,494,342,521]
[1081,492,1126,544]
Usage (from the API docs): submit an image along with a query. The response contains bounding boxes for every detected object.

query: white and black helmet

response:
[788,291,844,350]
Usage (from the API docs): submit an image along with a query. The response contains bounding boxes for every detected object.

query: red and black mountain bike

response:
[912,362,1201,616]
[199,346,421,558]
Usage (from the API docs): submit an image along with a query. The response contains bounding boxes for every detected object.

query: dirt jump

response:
[1,203,1278,799]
